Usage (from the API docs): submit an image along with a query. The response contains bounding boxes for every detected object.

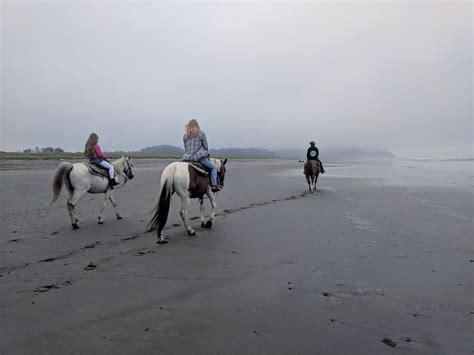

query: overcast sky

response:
[1,1,472,157]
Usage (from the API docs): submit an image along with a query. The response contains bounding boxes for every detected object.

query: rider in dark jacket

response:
[307,141,325,173]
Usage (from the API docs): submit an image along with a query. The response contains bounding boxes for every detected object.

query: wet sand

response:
[0,159,472,354]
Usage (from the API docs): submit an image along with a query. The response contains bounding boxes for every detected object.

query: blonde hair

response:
[185,119,200,139]
[84,133,99,158]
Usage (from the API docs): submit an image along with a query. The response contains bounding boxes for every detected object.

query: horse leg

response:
[179,196,195,235]
[204,189,217,228]
[314,173,319,191]
[64,185,76,227]
[109,194,122,219]
[66,202,78,229]
[67,189,87,229]
[97,190,111,224]
[199,198,206,227]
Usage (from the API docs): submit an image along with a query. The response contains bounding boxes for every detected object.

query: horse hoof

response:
[72,223,79,229]
[205,221,213,229]
[157,240,168,244]
[188,230,196,236]
[116,215,123,220]
[201,222,206,228]
[98,221,104,225]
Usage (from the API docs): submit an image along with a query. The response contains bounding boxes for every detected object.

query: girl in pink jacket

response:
[84,133,118,187]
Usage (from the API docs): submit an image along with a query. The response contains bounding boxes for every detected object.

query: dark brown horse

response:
[304,160,320,192]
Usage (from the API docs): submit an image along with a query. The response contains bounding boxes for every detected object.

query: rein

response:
[113,172,129,189]
[110,158,132,190]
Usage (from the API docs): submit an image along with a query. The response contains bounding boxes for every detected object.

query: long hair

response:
[84,133,99,158]
[185,119,200,139]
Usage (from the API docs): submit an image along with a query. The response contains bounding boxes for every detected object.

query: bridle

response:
[115,158,133,189]
[217,161,226,188]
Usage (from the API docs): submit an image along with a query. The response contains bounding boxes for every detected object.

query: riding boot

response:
[318,160,326,174]
[109,177,118,188]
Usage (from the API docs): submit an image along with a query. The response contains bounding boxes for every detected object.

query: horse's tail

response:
[147,166,174,235]
[52,162,73,203]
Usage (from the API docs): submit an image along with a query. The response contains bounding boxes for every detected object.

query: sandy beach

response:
[0,158,472,354]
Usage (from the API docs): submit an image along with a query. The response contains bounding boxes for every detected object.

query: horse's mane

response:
[111,156,125,169]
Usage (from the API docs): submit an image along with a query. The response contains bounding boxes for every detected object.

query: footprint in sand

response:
[84,263,97,270]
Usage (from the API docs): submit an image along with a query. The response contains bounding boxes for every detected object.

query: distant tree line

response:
[139,145,184,155]
[139,145,277,158]
[23,147,64,153]
[137,145,394,160]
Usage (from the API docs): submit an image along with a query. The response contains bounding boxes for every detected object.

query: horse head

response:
[216,158,228,188]
[119,156,135,180]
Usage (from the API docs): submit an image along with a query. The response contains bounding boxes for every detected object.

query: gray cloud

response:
[1,1,472,157]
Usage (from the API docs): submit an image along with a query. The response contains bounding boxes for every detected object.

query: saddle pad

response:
[83,162,109,178]
[184,161,208,175]
[187,164,209,198]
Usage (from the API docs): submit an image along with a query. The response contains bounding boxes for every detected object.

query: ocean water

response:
[324,159,474,223]
[326,159,474,188]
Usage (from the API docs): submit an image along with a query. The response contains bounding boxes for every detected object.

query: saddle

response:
[83,161,110,178]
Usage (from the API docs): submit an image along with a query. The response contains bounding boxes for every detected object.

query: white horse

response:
[147,158,227,244]
[51,156,134,228]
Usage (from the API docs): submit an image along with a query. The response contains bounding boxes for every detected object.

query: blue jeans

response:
[199,157,217,186]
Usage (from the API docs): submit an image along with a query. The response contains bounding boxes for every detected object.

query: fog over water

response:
[1,1,472,158]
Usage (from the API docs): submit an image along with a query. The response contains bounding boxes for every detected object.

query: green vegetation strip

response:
[0,152,277,160]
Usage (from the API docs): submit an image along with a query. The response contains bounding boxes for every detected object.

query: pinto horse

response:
[51,156,134,228]
[304,160,320,192]
[147,158,227,244]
